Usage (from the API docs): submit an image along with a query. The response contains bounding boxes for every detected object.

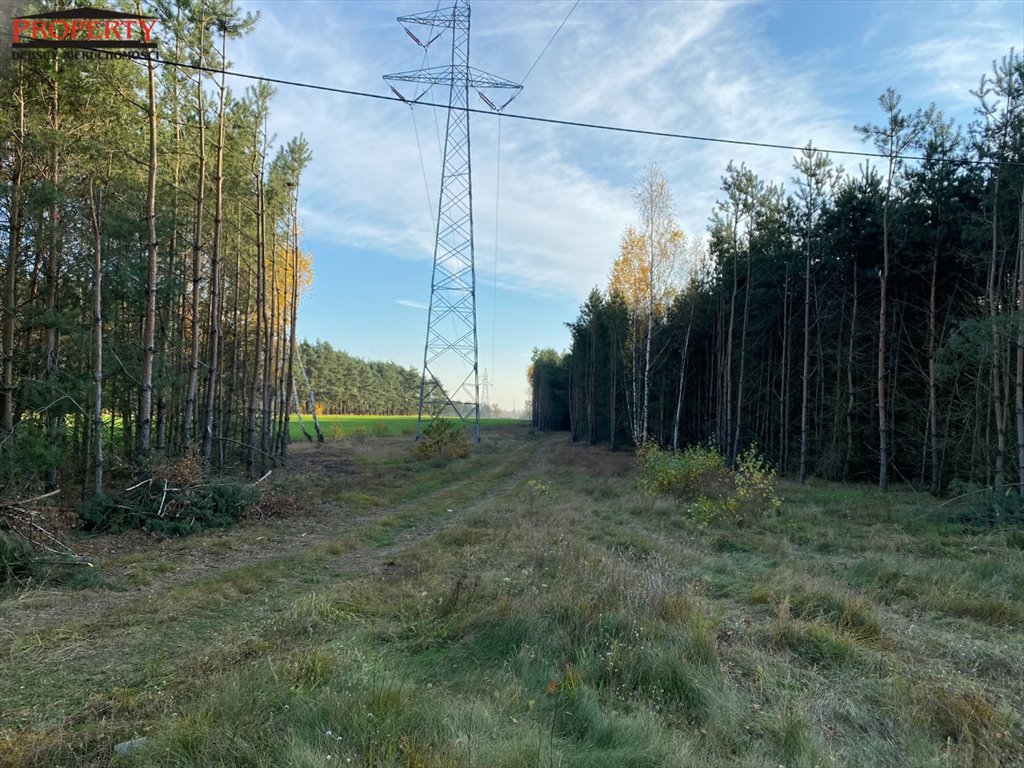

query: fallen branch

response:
[936,486,1014,508]
[0,489,61,507]
[125,477,154,492]
[157,479,169,517]
[0,490,89,570]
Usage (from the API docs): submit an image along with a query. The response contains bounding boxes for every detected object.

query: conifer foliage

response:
[535,51,1024,494]
[0,1,316,497]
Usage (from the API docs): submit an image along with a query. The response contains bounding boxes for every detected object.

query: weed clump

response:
[636,442,781,525]
[948,482,1024,529]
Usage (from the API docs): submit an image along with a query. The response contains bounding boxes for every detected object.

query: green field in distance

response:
[287,414,524,440]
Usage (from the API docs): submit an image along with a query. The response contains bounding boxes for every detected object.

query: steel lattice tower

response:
[384,0,520,441]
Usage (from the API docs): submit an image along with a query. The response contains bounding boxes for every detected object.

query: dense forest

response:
[530,51,1024,493]
[0,0,320,497]
[299,340,421,416]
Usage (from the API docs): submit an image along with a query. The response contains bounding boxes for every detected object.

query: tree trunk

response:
[672,301,694,451]
[800,225,813,483]
[845,264,858,482]
[89,180,103,496]
[929,242,941,493]
[183,33,206,447]
[224,214,242,465]
[988,169,1005,489]
[778,277,787,470]
[261,217,275,470]
[44,61,62,493]
[609,321,618,452]
[878,166,892,492]
[266,226,280,460]
[247,124,266,477]
[202,28,229,466]
[282,189,300,458]
[587,320,596,444]
[640,213,656,445]
[274,225,290,455]
[733,247,752,462]
[725,221,738,461]
[1016,183,1024,494]
[161,10,184,456]
[137,54,159,464]
[3,69,24,433]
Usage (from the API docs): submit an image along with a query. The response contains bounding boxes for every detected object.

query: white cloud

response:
[234,0,1019,307]
[880,20,1022,109]
[225,0,1022,409]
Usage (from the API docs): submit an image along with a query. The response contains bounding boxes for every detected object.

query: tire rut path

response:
[0,433,555,639]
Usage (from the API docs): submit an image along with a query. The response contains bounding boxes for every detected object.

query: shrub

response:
[637,442,780,526]
[0,530,36,584]
[636,441,728,497]
[734,445,782,517]
[414,418,470,459]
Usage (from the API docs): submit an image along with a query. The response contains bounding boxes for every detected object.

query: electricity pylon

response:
[384,0,520,441]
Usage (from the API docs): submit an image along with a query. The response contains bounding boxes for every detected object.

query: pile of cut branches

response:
[0,490,92,584]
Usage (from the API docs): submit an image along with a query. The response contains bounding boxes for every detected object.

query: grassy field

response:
[2,427,1022,767]
[287,415,524,441]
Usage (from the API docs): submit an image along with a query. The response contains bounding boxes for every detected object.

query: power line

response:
[520,0,580,85]
[491,115,502,401]
[409,105,436,231]
[119,52,1022,169]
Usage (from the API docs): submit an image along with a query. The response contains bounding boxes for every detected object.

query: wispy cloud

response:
[879,18,1022,109]
[228,0,1022,407]
[235,0,1019,304]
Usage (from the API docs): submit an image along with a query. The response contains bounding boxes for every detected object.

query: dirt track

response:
[0,428,547,641]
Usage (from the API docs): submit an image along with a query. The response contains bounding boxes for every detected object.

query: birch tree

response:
[609,162,685,446]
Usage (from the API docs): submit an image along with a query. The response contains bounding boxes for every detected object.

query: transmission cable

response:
[410,105,436,231]
[119,52,1023,168]
[490,114,503,409]
[419,44,445,171]
[520,0,580,85]
[482,0,578,395]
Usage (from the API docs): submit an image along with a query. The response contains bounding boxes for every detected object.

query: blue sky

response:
[229,0,1023,413]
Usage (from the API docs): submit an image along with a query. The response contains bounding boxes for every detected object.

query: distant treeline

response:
[530,52,1024,493]
[300,340,420,416]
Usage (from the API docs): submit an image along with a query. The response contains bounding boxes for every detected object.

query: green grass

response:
[287,414,524,441]
[2,435,1023,767]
